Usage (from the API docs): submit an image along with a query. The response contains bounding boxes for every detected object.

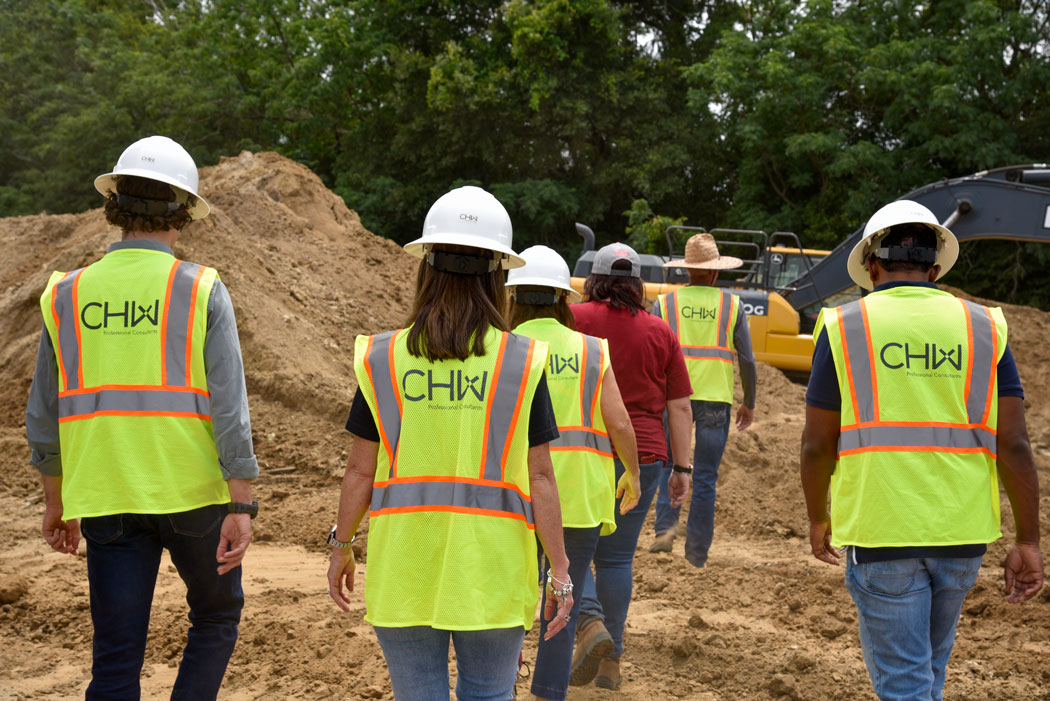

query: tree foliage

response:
[2,0,1050,306]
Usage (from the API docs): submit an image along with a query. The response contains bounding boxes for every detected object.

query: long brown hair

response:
[508,286,576,329]
[405,246,508,360]
[583,265,645,315]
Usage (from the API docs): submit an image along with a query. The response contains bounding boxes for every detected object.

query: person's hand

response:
[1003,542,1043,604]
[328,547,357,612]
[542,569,574,640]
[668,470,690,509]
[216,513,252,575]
[616,471,641,515]
[42,503,79,555]
[809,519,841,566]
[736,405,754,431]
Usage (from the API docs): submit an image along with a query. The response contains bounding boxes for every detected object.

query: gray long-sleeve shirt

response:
[652,292,757,409]
[25,239,258,480]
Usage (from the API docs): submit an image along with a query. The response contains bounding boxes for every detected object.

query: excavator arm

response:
[784,165,1050,311]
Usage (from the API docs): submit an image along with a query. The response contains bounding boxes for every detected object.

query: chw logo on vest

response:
[402,369,488,410]
[879,341,964,378]
[548,352,579,377]
[680,306,717,321]
[81,300,160,335]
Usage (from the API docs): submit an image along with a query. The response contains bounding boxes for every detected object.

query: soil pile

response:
[1,153,1048,700]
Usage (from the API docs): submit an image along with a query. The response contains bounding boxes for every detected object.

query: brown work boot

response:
[569,615,613,686]
[648,529,676,553]
[594,657,622,690]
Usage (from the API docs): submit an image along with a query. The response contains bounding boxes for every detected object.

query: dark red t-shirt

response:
[572,301,692,462]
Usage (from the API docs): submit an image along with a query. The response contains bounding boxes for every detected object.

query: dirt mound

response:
[1,153,1048,699]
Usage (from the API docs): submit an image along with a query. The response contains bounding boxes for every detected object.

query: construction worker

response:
[800,200,1043,700]
[650,233,756,565]
[505,245,642,701]
[568,242,694,690]
[326,187,572,700]
[25,135,258,699]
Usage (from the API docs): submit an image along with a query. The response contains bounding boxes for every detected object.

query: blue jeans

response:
[80,504,243,700]
[845,551,982,701]
[653,401,731,567]
[578,459,663,658]
[373,625,525,700]
[532,525,602,700]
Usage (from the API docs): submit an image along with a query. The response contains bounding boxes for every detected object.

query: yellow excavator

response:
[570,164,1050,372]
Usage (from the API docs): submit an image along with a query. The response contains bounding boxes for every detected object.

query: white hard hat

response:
[94,135,210,220]
[404,185,525,269]
[505,245,582,302]
[847,199,958,290]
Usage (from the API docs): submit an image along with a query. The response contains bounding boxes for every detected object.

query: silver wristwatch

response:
[327,525,355,549]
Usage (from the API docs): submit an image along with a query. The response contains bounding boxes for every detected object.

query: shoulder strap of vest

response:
[363,329,403,478]
[479,331,539,482]
[161,261,215,387]
[663,291,679,337]
[48,268,88,392]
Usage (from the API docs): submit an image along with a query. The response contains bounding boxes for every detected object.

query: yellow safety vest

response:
[816,285,1007,547]
[354,327,548,630]
[39,247,228,519]
[513,318,616,535]
[656,286,739,403]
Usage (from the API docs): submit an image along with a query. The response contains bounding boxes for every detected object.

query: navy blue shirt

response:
[805,281,1022,563]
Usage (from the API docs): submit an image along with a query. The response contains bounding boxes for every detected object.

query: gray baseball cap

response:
[591,242,641,277]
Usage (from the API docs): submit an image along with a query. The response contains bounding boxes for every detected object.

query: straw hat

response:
[663,233,742,270]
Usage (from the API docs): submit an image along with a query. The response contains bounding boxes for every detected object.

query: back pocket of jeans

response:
[168,505,224,537]
[856,559,920,597]
[81,514,123,545]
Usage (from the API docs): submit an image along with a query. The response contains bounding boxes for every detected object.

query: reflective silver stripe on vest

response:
[962,301,996,424]
[53,270,86,391]
[682,346,735,361]
[664,292,679,337]
[580,335,602,428]
[367,330,402,476]
[164,261,203,386]
[482,333,534,481]
[370,480,534,524]
[716,291,732,348]
[838,425,996,454]
[58,388,211,420]
[840,301,876,423]
[551,428,612,454]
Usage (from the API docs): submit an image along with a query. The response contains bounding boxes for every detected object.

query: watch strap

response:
[228,500,259,518]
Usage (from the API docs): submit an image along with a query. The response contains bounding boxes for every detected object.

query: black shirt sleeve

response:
[345,373,560,447]
[528,374,560,446]
[345,390,380,442]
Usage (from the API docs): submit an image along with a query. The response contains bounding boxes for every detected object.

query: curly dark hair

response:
[103,175,195,233]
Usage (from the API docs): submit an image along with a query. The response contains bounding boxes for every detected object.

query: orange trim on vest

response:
[578,334,590,425]
[160,261,180,385]
[859,300,879,422]
[374,475,532,502]
[59,384,210,398]
[839,445,995,458]
[183,264,206,386]
[70,270,85,389]
[841,419,996,431]
[50,272,70,390]
[59,410,212,423]
[499,338,534,482]
[362,334,394,467]
[479,332,509,480]
[368,504,536,528]
[836,307,861,421]
[590,342,605,425]
[980,306,998,427]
